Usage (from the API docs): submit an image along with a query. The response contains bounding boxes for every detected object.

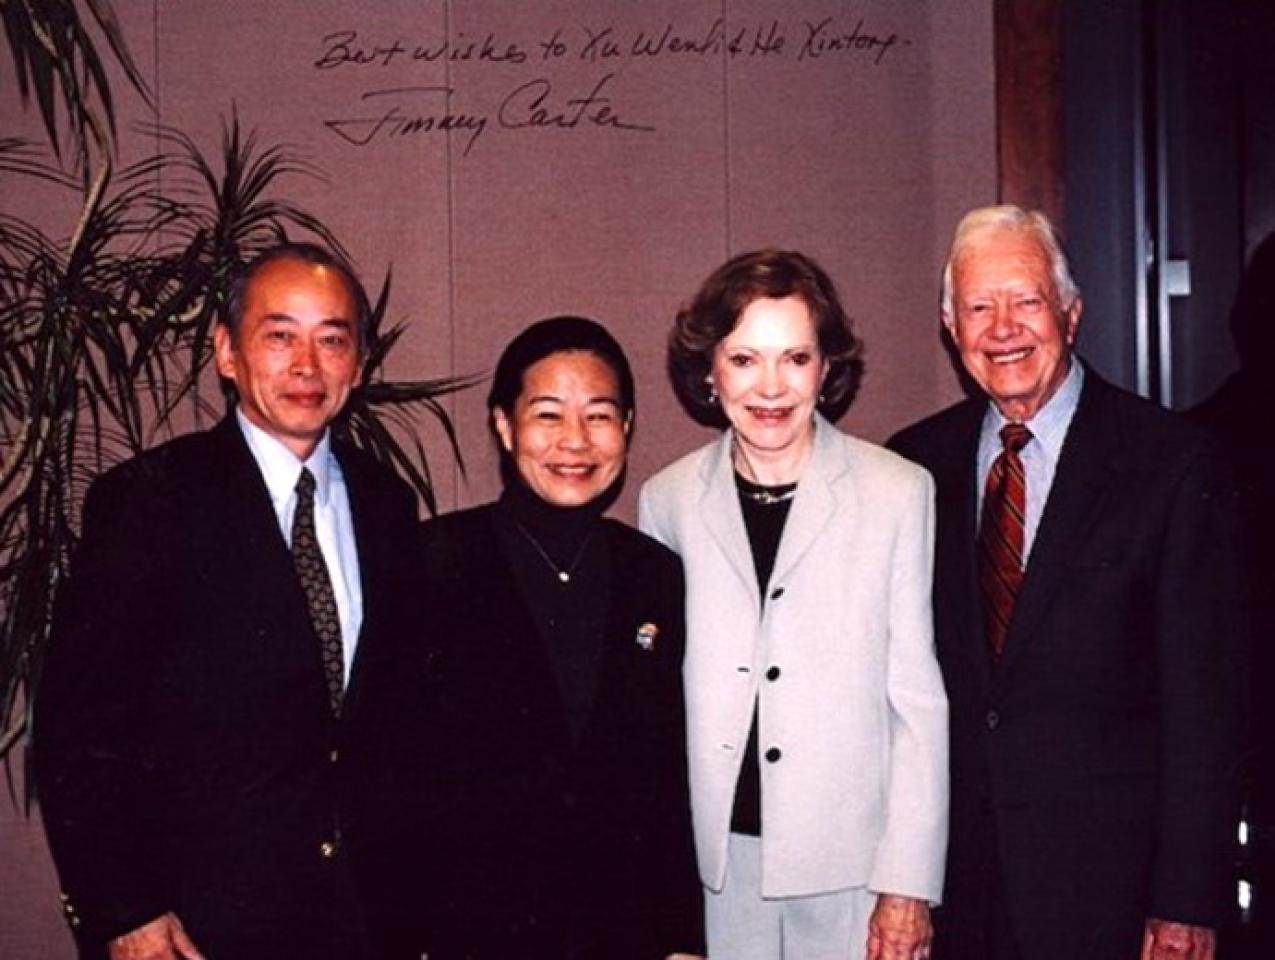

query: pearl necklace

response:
[731,430,805,503]
[738,482,797,506]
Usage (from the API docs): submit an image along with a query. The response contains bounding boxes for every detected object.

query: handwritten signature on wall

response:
[316,16,909,156]
[323,75,653,157]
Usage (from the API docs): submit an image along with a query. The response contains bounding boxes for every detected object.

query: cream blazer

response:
[638,416,948,902]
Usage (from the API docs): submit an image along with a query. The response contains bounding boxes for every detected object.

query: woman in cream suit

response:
[639,250,948,960]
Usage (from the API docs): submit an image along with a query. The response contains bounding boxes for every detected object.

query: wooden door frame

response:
[995,0,1065,224]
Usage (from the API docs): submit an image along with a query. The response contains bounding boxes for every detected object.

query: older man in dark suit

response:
[889,206,1246,960]
[35,243,418,959]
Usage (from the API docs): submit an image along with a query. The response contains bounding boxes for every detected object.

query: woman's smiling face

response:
[493,350,631,507]
[710,295,826,466]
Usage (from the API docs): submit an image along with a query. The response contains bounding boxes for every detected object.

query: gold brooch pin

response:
[635,622,659,652]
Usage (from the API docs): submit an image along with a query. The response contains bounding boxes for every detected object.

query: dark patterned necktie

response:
[292,467,344,714]
[978,423,1033,661]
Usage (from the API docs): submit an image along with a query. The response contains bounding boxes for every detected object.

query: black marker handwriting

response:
[323,86,488,156]
[497,73,655,135]
[623,19,784,60]
[322,75,655,155]
[315,20,908,71]
[798,17,901,64]
[315,29,527,70]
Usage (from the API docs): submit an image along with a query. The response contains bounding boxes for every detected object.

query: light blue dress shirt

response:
[236,409,364,685]
[976,361,1084,562]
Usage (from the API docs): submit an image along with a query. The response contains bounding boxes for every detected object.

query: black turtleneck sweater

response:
[493,480,613,741]
[730,473,797,836]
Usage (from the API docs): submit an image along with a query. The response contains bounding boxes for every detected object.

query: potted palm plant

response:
[0,0,471,780]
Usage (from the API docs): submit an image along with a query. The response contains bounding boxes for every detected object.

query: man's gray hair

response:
[940,205,1080,319]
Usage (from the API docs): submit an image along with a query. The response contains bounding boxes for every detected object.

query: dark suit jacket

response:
[889,369,1246,960]
[34,416,417,959]
[412,504,704,960]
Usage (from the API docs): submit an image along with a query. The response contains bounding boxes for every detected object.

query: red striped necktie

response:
[979,423,1033,661]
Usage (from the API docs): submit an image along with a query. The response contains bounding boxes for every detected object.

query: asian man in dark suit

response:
[34,243,418,960]
[889,206,1246,960]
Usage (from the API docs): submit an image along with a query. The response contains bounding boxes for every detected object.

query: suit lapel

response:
[996,374,1124,680]
[336,446,383,717]
[207,418,309,623]
[698,432,762,610]
[770,417,846,590]
[209,417,351,719]
[935,404,991,687]
[585,525,646,745]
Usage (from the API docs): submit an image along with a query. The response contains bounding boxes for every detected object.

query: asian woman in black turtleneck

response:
[412,317,704,960]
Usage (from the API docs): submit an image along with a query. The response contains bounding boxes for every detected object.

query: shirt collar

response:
[235,407,333,506]
[980,359,1085,462]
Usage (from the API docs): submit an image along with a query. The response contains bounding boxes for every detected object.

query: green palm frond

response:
[340,266,477,514]
[0,0,152,180]
[0,125,472,782]
[2,4,471,786]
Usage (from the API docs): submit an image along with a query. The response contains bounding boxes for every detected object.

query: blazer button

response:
[766,666,781,681]
[985,710,1000,730]
[319,839,338,859]
[770,587,785,600]
[765,746,782,763]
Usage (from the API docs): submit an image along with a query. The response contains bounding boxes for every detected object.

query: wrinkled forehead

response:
[953,228,1056,293]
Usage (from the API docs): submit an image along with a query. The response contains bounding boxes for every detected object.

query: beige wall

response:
[1,2,995,954]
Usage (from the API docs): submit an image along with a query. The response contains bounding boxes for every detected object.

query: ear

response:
[492,407,515,453]
[213,324,236,379]
[941,310,958,344]
[623,411,634,437]
[1063,297,1083,346]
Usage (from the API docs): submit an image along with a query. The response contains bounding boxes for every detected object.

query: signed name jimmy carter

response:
[323,73,654,156]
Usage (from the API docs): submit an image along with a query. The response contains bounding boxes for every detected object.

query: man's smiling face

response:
[946,227,1081,423]
[214,256,362,460]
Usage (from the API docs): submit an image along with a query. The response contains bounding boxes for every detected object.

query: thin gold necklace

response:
[511,519,594,584]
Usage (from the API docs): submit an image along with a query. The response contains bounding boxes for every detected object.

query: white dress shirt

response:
[977,360,1084,561]
[236,409,364,685]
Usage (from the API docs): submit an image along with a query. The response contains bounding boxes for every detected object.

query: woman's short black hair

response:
[668,249,865,428]
[488,315,636,418]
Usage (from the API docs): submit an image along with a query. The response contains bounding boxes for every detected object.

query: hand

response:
[665,955,706,960]
[108,913,203,960]
[867,894,932,960]
[1139,918,1215,960]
